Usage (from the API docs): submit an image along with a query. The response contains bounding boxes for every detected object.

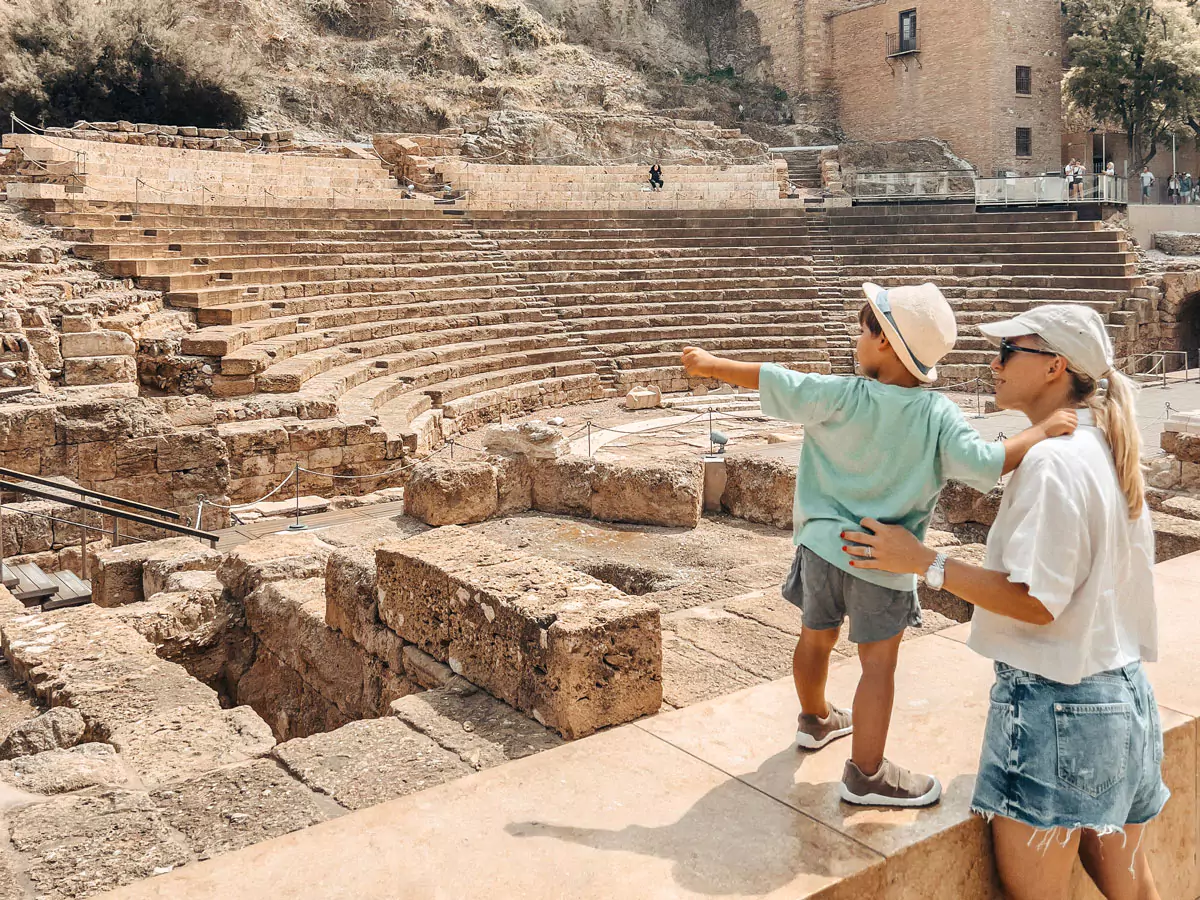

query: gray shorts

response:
[781,545,922,645]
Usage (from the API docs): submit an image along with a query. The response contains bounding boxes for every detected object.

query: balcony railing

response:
[845,169,976,201]
[975,174,1128,205]
[886,28,920,57]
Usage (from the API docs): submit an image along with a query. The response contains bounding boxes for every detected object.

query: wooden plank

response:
[11,563,57,604]
[0,564,18,589]
[47,571,90,602]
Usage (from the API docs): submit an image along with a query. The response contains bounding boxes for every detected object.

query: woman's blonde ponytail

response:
[1086,370,1145,519]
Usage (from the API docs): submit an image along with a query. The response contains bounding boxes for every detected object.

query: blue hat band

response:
[874,290,932,376]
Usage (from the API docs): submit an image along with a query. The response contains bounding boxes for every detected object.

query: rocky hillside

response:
[0,0,828,148]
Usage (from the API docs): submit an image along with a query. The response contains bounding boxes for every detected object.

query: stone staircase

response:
[776,150,824,191]
[803,209,856,375]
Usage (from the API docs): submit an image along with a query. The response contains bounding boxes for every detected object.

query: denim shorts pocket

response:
[1054,702,1132,798]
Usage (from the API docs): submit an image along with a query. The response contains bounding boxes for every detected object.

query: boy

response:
[680,282,1075,807]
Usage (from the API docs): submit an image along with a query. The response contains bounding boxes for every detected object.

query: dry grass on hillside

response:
[0,0,806,142]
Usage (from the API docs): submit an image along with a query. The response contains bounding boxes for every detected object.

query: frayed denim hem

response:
[970,805,1149,876]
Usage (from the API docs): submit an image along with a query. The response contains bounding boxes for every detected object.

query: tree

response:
[1063,0,1200,171]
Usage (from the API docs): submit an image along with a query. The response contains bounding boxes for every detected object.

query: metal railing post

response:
[288,464,305,532]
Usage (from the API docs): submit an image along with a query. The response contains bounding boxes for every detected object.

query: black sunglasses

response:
[998,338,1060,367]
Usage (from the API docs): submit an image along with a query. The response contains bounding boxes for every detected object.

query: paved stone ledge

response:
[376,527,663,738]
[99,553,1200,900]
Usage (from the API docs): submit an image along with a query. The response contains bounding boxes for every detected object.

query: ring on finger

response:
[864,547,873,559]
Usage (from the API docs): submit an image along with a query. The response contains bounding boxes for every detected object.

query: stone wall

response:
[1154,232,1200,256]
[404,452,705,529]
[376,527,663,739]
[827,0,1062,176]
[43,122,301,154]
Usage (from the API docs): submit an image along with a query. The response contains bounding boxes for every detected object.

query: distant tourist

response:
[1140,167,1155,203]
[855,305,1165,900]
[680,283,1073,808]
[1169,173,1181,204]
[1072,159,1086,201]
[1185,173,1194,204]
[1105,160,1115,177]
[649,163,664,192]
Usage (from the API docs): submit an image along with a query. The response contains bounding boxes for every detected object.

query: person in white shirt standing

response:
[839,304,1166,900]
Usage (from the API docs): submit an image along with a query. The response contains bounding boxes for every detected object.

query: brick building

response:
[740,0,1064,177]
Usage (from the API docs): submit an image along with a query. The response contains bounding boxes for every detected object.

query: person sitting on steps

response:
[649,163,664,191]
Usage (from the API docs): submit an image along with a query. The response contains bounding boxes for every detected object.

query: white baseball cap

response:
[862,282,958,384]
[977,304,1113,380]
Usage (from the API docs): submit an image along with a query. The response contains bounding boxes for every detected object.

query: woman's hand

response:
[681,347,718,378]
[842,518,936,576]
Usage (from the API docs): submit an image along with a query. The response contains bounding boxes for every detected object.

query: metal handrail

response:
[0,480,217,545]
[0,467,181,519]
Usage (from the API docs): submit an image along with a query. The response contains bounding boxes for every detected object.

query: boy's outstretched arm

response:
[999,408,1077,475]
[681,347,762,390]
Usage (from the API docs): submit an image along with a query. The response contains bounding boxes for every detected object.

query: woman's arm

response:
[841,518,1054,626]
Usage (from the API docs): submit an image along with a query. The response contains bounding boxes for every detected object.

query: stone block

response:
[59,330,135,359]
[0,404,55,451]
[272,717,473,811]
[624,385,662,410]
[8,790,190,898]
[1162,430,1200,464]
[404,458,498,525]
[152,759,337,859]
[530,454,594,517]
[495,455,533,515]
[1162,495,1200,521]
[376,527,662,739]
[62,354,137,385]
[0,706,85,758]
[1152,511,1200,561]
[216,532,332,599]
[390,680,563,770]
[142,543,223,599]
[482,421,569,459]
[0,742,129,794]
[245,578,385,719]
[60,315,95,334]
[937,479,1004,526]
[325,546,406,671]
[218,419,290,455]
[93,536,214,606]
[156,429,227,473]
[590,455,704,528]
[721,455,795,529]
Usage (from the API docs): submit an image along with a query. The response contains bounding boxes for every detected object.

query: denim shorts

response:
[781,546,922,645]
[971,660,1170,833]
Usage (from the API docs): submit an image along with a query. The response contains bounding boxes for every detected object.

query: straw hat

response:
[862,283,958,384]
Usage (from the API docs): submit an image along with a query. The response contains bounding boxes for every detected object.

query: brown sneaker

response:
[839,758,942,808]
[795,706,853,750]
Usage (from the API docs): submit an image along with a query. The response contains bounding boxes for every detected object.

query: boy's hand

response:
[1037,409,1078,439]
[681,346,718,378]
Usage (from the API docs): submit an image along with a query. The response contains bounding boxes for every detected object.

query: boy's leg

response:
[850,630,903,774]
[793,625,840,717]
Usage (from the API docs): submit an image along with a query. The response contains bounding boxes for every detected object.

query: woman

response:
[841,304,1166,900]
[649,163,664,192]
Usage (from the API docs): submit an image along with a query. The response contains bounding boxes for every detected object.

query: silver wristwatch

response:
[924,552,948,591]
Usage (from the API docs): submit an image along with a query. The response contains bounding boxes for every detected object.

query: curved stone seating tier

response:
[433,159,792,210]
[4,134,411,207]
[24,193,1148,451]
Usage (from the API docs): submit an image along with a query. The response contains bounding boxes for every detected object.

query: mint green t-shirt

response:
[759,364,1006,591]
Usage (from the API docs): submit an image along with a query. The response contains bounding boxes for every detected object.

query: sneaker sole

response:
[795,725,854,751]
[838,778,943,808]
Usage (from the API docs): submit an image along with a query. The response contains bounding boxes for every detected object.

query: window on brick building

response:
[1016,127,1033,158]
[1016,66,1032,95]
[899,9,917,52]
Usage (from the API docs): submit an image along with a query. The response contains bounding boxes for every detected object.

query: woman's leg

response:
[1078,824,1161,900]
[992,816,1080,900]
